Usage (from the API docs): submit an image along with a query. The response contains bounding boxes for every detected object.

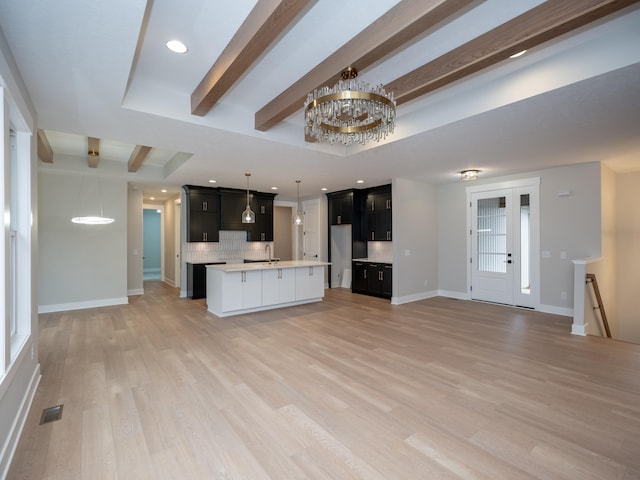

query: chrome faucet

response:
[265,244,272,265]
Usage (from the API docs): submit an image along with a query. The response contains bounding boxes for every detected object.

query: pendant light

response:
[71,166,115,225]
[242,173,255,223]
[294,180,303,226]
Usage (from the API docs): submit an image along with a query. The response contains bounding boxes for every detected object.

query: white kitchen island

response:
[206,261,330,317]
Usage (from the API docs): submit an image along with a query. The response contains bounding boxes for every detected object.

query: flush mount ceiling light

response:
[166,39,188,54]
[294,180,303,226]
[242,173,255,224]
[460,169,481,181]
[304,67,396,146]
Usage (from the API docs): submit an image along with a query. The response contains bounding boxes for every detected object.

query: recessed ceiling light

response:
[150,197,155,200]
[208,179,217,184]
[509,50,526,58]
[271,186,278,190]
[161,189,167,193]
[166,40,188,54]
[321,187,328,191]
[356,180,364,184]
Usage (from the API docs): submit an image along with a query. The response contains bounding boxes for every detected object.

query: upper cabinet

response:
[327,190,354,226]
[366,185,392,241]
[200,187,276,242]
[248,192,275,242]
[184,185,220,242]
[219,188,248,234]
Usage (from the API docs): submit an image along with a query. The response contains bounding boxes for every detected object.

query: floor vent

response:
[40,404,63,425]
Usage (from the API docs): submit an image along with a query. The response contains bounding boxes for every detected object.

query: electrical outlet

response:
[405,249,411,256]
[561,291,567,300]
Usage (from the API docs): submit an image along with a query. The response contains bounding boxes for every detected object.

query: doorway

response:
[143,208,163,281]
[467,178,539,308]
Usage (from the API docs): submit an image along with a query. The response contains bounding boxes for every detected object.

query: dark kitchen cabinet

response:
[328,191,353,226]
[187,262,225,299]
[352,262,368,295]
[366,185,392,241]
[184,186,220,242]
[351,261,392,299]
[248,192,275,242]
[219,189,248,233]
[327,189,367,284]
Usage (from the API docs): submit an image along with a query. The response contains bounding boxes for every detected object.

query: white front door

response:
[469,179,539,308]
[471,189,514,304]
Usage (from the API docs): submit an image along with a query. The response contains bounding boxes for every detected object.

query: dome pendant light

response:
[242,173,255,224]
[294,180,303,226]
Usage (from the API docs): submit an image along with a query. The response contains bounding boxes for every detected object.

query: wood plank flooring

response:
[8,282,640,479]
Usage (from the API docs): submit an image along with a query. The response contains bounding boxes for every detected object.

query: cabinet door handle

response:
[364,270,367,279]
[379,271,383,281]
[203,200,208,211]
[260,205,266,214]
[371,232,375,240]
[337,215,341,224]
[203,232,207,241]
[387,231,391,240]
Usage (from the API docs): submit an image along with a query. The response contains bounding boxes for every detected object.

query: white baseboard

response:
[438,290,469,300]
[391,289,439,305]
[0,363,40,480]
[539,304,573,317]
[128,288,144,296]
[38,296,129,314]
[163,278,176,287]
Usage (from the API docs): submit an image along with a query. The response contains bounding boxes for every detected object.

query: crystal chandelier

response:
[304,67,396,146]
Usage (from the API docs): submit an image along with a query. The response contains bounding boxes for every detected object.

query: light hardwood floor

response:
[9,282,640,479]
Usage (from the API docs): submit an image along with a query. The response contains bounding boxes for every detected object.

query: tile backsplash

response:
[183,230,273,263]
[367,241,393,262]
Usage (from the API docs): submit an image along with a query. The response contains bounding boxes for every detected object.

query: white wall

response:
[0,27,40,478]
[598,164,618,337]
[616,171,640,343]
[392,177,438,303]
[38,166,128,311]
[436,162,602,313]
[163,197,176,285]
[127,187,143,295]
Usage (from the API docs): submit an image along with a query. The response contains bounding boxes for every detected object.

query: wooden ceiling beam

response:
[87,137,100,168]
[387,0,640,106]
[191,0,315,117]
[128,145,152,172]
[37,129,53,163]
[254,0,477,132]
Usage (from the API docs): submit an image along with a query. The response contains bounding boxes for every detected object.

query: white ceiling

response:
[1,0,639,202]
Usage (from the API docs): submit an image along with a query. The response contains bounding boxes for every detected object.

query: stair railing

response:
[585,273,611,338]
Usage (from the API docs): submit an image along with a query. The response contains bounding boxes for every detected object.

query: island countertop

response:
[206,260,330,272]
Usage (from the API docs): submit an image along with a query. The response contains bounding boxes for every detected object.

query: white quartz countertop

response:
[352,258,393,264]
[206,260,330,272]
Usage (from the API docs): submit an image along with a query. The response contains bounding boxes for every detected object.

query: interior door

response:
[470,183,538,308]
[303,199,320,261]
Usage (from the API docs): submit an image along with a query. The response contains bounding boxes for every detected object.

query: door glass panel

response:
[477,197,506,273]
[520,194,531,295]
